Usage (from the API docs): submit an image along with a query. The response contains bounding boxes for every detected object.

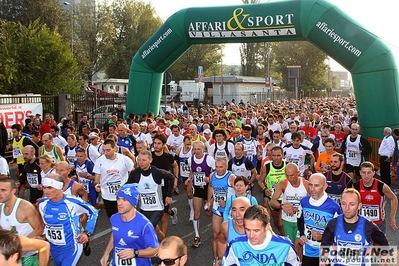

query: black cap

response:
[242,125,252,131]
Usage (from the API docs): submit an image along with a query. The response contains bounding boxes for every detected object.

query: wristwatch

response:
[133,249,139,258]
[83,231,91,237]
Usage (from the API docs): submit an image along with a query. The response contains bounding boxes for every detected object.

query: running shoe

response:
[191,237,201,248]
[170,207,178,225]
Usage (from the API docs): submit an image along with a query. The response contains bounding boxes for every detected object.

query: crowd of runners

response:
[0,96,398,266]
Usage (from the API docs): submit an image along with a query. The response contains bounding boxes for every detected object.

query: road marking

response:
[91,228,112,241]
[181,223,212,240]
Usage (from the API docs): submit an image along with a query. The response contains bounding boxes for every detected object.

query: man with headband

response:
[100,183,159,266]
[38,174,98,266]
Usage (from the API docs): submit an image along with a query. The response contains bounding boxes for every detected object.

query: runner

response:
[187,141,215,248]
[325,153,352,205]
[55,161,88,201]
[74,148,97,205]
[20,145,43,204]
[222,205,300,266]
[217,197,251,265]
[206,157,235,265]
[0,178,44,266]
[175,136,193,221]
[298,173,342,266]
[283,132,314,176]
[209,129,235,161]
[38,174,98,266]
[340,123,372,180]
[65,134,79,169]
[228,143,257,190]
[321,188,389,266]
[127,150,175,240]
[94,139,134,218]
[352,161,398,233]
[238,125,259,168]
[39,133,64,163]
[270,163,309,245]
[100,183,158,266]
[258,146,286,235]
[156,236,188,266]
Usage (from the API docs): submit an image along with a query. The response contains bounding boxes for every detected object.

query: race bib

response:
[362,205,380,221]
[304,224,322,245]
[13,148,22,159]
[114,248,136,266]
[79,178,91,193]
[27,173,39,188]
[45,224,66,245]
[348,150,357,158]
[328,193,341,205]
[106,180,121,195]
[213,191,227,209]
[140,192,161,210]
[193,172,206,186]
[180,162,190,178]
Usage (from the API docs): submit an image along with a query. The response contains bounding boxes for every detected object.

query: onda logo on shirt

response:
[241,251,277,264]
[303,210,328,227]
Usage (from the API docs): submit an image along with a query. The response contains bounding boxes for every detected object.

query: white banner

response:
[0,103,43,129]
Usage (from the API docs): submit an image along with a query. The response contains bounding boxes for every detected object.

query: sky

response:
[144,0,399,72]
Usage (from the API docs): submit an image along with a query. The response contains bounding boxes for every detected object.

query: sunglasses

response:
[154,255,183,266]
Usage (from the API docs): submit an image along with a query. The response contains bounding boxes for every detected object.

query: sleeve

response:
[155,168,174,197]
[127,169,141,184]
[92,157,102,174]
[244,158,255,170]
[207,156,216,170]
[285,245,301,266]
[142,222,159,248]
[223,196,233,221]
[222,243,239,266]
[250,195,258,205]
[321,219,337,246]
[86,161,95,175]
[123,154,134,172]
[70,198,99,234]
[368,221,389,245]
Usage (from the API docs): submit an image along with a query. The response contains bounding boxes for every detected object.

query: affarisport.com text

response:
[316,21,362,57]
[320,245,398,265]
[141,28,172,59]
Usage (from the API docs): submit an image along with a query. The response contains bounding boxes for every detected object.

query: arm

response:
[172,160,179,189]
[206,182,214,209]
[56,146,65,161]
[320,220,336,246]
[20,236,50,266]
[382,184,398,230]
[270,181,284,209]
[23,202,44,238]
[100,234,114,266]
[223,196,233,221]
[74,183,89,202]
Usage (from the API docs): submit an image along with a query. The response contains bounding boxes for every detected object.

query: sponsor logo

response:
[118,238,127,246]
[57,213,68,220]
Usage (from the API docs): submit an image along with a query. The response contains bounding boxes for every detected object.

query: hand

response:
[204,176,210,183]
[118,249,134,260]
[311,230,322,241]
[165,196,172,206]
[264,188,272,197]
[95,184,101,192]
[77,233,89,244]
[298,235,307,246]
[184,178,192,186]
[79,172,88,177]
[389,217,398,230]
[281,203,294,216]
[100,255,109,266]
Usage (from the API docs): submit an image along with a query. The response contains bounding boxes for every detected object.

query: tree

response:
[0,20,81,94]
[240,0,261,76]
[169,44,224,81]
[273,41,329,93]
[103,0,162,79]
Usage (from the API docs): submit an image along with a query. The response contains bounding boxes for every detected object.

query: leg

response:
[211,214,223,260]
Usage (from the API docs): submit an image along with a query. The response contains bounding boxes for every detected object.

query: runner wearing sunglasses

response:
[156,236,187,266]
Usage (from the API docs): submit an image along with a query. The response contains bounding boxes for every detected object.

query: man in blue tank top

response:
[217,196,251,265]
[321,188,388,266]
[100,183,159,266]
[298,173,342,266]
[223,205,300,266]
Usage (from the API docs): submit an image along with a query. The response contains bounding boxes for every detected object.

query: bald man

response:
[217,197,251,263]
[157,236,188,266]
[298,173,341,266]
[55,161,88,201]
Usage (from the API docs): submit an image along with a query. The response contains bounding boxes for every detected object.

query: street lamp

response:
[63,1,74,53]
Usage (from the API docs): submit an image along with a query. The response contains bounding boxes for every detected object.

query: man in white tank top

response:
[0,178,44,265]
[270,163,309,253]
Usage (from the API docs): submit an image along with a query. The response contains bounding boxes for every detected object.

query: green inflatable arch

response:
[127,0,398,138]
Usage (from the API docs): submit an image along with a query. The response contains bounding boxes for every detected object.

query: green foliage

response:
[103,0,162,78]
[272,41,329,92]
[0,20,81,94]
[169,44,224,81]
